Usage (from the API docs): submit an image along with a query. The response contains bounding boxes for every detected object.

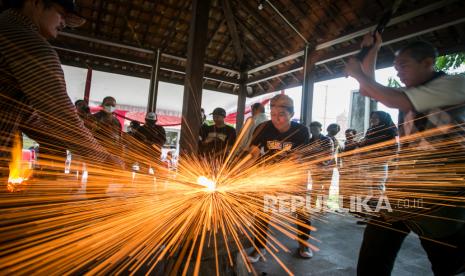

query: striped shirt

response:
[0,9,114,168]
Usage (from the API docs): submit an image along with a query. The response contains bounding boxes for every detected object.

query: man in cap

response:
[92,96,122,150]
[0,0,122,178]
[135,112,166,151]
[198,107,236,158]
[132,112,166,174]
[246,94,313,261]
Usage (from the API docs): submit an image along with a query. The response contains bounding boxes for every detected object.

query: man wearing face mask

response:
[92,96,122,155]
[0,0,123,178]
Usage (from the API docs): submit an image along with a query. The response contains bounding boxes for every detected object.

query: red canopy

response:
[123,112,181,126]
[89,97,271,129]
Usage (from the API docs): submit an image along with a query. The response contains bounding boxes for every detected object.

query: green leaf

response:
[435,53,465,73]
[387,77,401,88]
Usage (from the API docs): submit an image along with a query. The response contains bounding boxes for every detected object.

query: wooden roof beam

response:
[287,0,307,19]
[247,7,465,86]
[53,45,239,85]
[158,7,185,51]
[58,31,241,76]
[322,64,334,75]
[206,18,226,49]
[239,0,289,50]
[243,44,263,65]
[246,0,461,74]
[235,17,274,58]
[222,0,244,65]
[247,62,303,85]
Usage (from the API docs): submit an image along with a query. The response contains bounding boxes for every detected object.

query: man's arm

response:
[248,145,261,160]
[7,36,119,165]
[350,63,413,111]
[346,59,414,112]
[346,32,414,112]
[360,32,381,80]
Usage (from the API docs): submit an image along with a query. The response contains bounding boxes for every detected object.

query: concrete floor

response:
[240,212,435,276]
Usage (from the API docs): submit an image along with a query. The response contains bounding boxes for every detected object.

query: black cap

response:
[251,103,261,109]
[210,107,226,117]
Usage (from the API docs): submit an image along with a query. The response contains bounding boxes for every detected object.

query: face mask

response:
[103,105,116,113]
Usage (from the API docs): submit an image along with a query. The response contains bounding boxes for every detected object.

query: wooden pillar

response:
[179,0,211,154]
[236,72,247,132]
[147,49,161,113]
[84,66,92,104]
[300,44,315,126]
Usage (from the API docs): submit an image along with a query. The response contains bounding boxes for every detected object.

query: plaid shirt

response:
[0,9,112,170]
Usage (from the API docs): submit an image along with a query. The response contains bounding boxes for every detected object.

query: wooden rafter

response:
[221,0,244,65]
[235,16,274,58]
[53,44,239,84]
[206,18,226,49]
[159,2,190,51]
[13,0,460,95]
[322,63,333,75]
[212,39,232,63]
[239,1,290,50]
[288,0,307,19]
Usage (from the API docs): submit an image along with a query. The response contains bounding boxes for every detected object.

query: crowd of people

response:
[0,0,464,275]
[72,97,168,174]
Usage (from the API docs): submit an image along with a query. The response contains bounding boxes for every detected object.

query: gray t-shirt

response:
[402,74,465,140]
[389,74,465,238]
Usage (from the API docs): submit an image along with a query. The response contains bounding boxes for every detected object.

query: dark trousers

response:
[253,210,311,249]
[358,220,465,276]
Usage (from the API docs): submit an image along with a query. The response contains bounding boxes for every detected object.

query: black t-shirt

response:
[134,124,166,149]
[92,111,122,142]
[251,121,309,162]
[199,124,236,155]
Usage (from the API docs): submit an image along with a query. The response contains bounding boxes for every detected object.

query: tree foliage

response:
[387,77,401,88]
[435,53,465,72]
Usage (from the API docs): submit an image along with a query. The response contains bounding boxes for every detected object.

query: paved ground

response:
[239,212,435,276]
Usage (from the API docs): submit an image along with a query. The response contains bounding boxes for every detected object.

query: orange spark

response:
[7,133,32,192]
[197,176,216,192]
